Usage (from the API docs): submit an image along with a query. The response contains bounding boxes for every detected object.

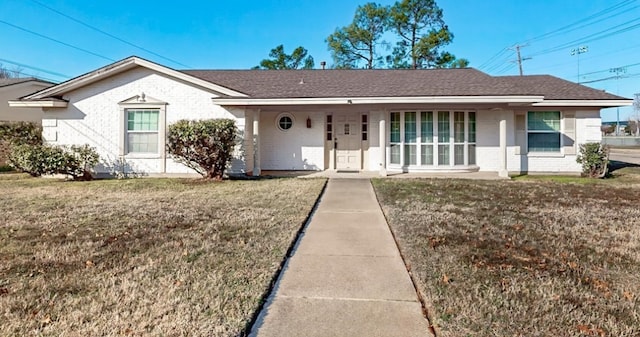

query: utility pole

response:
[610,66,627,135]
[509,44,531,76]
[570,45,589,83]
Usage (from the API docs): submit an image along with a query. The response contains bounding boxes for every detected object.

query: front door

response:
[335,114,361,171]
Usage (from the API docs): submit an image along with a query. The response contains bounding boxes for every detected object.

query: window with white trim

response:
[276,113,294,131]
[527,111,561,152]
[126,109,159,154]
[390,110,476,167]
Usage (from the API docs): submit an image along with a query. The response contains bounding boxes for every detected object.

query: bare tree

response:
[0,64,23,79]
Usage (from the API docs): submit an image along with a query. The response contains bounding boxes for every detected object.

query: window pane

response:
[438,111,450,143]
[128,132,158,153]
[454,111,464,142]
[528,111,560,131]
[390,144,401,164]
[390,112,400,143]
[438,144,450,166]
[404,144,416,165]
[454,144,465,165]
[421,111,433,143]
[421,144,433,165]
[279,116,293,130]
[405,112,416,143]
[528,133,560,152]
[469,144,476,165]
[469,112,476,143]
[128,110,159,131]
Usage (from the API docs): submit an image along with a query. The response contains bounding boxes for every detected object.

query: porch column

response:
[379,111,387,177]
[253,110,261,176]
[499,113,508,178]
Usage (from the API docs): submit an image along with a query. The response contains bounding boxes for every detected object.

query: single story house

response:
[9,56,632,177]
[1,77,54,122]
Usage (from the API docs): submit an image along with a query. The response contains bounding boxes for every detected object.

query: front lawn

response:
[373,178,640,337]
[0,176,325,336]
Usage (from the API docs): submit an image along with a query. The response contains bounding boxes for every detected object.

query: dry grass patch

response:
[373,178,640,337]
[0,177,325,336]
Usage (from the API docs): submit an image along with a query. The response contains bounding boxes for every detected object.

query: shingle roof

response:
[181,68,625,100]
[0,77,53,88]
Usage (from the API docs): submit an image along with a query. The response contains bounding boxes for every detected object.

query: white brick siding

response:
[40,64,604,176]
[475,109,601,173]
[259,111,324,170]
[44,67,246,176]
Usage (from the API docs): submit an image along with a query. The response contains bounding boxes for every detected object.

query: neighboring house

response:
[0,77,54,122]
[9,56,633,177]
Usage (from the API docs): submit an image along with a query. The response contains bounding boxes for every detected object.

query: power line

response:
[480,0,638,73]
[581,73,640,85]
[0,19,115,62]
[28,0,191,68]
[529,17,640,57]
[478,48,509,70]
[526,42,640,74]
[0,57,71,79]
[522,0,637,44]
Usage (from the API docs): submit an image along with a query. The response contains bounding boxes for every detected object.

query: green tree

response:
[166,119,238,180]
[387,0,466,69]
[326,3,388,69]
[254,45,314,69]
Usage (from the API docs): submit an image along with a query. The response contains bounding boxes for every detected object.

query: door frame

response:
[332,112,362,171]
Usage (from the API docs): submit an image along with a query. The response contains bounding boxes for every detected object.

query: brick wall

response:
[43,67,248,176]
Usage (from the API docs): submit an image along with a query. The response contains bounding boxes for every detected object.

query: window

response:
[438,111,450,166]
[404,112,417,165]
[361,114,368,141]
[326,114,333,141]
[468,112,476,165]
[127,109,159,153]
[528,111,560,152]
[277,114,294,131]
[389,110,476,167]
[421,111,433,165]
[390,112,401,164]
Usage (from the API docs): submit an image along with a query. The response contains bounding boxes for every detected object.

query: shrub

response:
[0,121,42,145]
[0,121,42,166]
[576,142,609,178]
[8,144,99,180]
[167,119,238,180]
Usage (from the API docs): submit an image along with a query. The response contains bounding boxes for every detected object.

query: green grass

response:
[373,178,640,337]
[0,177,326,336]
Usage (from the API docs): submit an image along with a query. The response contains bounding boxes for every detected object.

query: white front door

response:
[335,114,361,171]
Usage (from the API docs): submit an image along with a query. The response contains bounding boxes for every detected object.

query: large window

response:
[389,110,476,167]
[127,109,159,153]
[528,111,560,152]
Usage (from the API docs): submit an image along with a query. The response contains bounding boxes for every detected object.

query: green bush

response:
[576,142,609,178]
[8,144,99,180]
[0,121,42,145]
[167,119,238,180]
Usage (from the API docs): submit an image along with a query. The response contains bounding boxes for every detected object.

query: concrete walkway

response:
[250,179,432,337]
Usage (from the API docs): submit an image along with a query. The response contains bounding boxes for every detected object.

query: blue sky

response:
[1,0,638,121]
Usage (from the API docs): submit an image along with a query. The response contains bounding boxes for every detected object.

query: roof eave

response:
[21,57,247,101]
[530,99,633,108]
[8,100,68,108]
[211,95,546,106]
